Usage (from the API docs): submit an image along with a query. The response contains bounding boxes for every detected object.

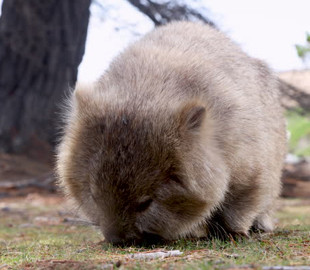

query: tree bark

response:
[0,0,91,157]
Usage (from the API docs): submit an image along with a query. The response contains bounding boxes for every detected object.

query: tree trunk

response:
[0,0,91,157]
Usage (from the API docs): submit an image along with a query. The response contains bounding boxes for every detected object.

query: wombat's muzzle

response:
[105,231,165,246]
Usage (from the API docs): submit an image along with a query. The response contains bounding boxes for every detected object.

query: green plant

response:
[295,32,310,64]
[286,109,310,156]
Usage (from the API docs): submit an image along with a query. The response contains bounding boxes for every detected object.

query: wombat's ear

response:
[179,102,206,132]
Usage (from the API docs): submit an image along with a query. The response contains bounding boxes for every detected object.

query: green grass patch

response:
[286,109,310,156]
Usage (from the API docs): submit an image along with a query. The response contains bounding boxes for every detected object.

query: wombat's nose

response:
[141,231,164,245]
[104,227,140,246]
[103,226,123,244]
[104,230,164,246]
[105,234,124,245]
[105,235,141,246]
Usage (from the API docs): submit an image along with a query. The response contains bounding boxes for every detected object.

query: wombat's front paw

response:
[206,216,250,240]
[229,230,250,240]
[253,213,274,232]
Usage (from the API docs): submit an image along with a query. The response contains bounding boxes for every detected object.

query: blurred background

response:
[0,0,309,199]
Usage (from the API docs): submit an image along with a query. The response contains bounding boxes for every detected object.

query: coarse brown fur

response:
[56,21,287,245]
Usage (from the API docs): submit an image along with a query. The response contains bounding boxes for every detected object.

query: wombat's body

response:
[56,22,286,244]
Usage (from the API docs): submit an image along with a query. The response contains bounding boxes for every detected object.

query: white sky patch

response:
[204,0,310,71]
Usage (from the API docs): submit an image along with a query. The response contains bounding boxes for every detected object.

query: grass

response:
[0,196,309,269]
[286,109,310,157]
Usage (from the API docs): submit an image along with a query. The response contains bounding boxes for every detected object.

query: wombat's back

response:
[108,21,286,181]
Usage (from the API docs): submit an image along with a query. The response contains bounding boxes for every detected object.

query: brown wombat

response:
[56,21,286,245]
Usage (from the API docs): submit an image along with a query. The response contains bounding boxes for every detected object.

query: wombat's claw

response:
[228,231,249,241]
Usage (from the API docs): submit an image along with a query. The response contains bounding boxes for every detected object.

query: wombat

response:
[56,21,286,245]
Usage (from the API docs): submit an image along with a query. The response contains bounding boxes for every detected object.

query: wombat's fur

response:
[56,22,286,245]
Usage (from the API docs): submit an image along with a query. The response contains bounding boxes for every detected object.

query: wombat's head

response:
[57,83,227,245]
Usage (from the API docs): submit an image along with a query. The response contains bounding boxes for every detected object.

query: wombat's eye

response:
[136,198,153,212]
[170,174,183,186]
[98,124,105,133]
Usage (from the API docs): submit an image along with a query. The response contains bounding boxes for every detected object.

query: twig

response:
[129,250,183,260]
[263,267,310,270]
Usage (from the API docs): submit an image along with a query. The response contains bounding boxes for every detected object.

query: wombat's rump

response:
[56,22,286,245]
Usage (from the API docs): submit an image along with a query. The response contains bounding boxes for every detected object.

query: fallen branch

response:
[278,79,310,112]
[0,172,56,192]
[282,160,310,198]
[127,0,215,27]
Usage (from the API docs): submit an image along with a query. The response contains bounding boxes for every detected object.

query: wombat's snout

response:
[141,231,165,245]
[104,227,164,246]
